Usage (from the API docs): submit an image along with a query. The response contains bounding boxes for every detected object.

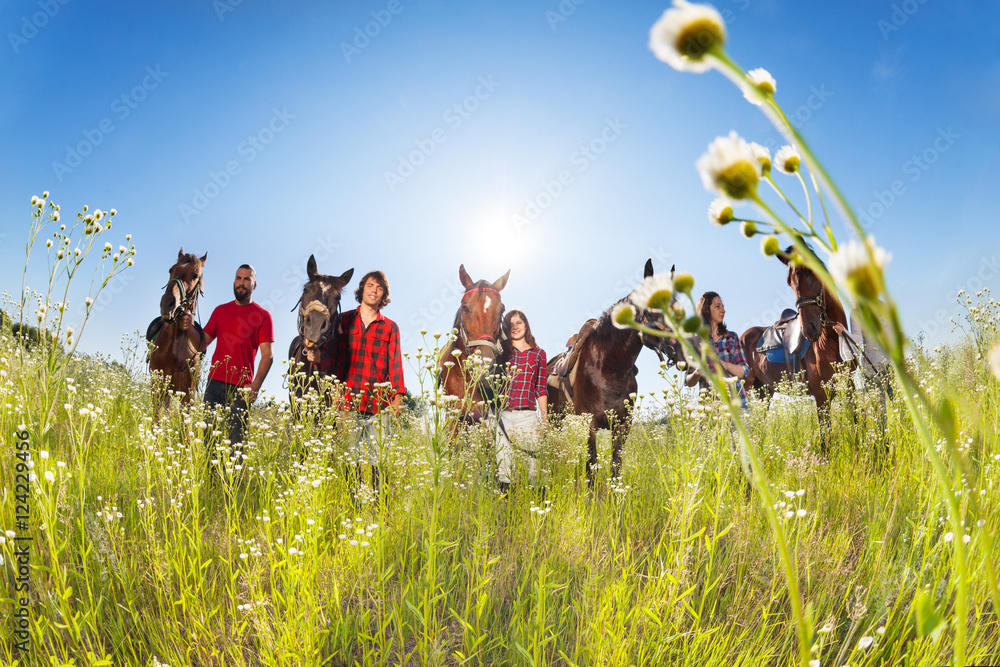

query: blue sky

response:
[2,0,998,401]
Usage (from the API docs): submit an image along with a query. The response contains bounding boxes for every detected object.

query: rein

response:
[162,275,202,322]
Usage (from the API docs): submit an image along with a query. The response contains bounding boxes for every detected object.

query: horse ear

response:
[306,255,318,280]
[178,248,185,260]
[458,264,473,289]
[670,264,676,280]
[338,268,355,285]
[644,259,654,279]
[494,269,511,291]
[777,246,793,266]
[199,253,207,265]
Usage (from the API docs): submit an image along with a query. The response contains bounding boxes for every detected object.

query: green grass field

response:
[1,318,997,666]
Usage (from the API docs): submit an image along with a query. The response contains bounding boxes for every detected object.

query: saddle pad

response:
[764,341,809,365]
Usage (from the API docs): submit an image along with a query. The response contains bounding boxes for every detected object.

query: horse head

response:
[455,264,510,364]
[630,259,687,367]
[296,255,354,349]
[779,245,828,343]
[161,248,206,321]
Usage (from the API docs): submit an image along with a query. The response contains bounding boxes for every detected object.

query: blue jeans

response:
[204,379,249,465]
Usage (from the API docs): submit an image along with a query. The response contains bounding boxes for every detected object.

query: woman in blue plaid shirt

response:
[685,291,750,409]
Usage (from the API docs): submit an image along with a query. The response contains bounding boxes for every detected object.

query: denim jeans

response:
[204,378,249,465]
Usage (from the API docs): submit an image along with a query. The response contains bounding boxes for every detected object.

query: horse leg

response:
[585,422,599,490]
[610,412,630,482]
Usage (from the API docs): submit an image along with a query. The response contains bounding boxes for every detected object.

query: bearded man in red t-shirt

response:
[184,264,274,470]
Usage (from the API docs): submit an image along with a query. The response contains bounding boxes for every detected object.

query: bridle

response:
[794,282,833,329]
[632,304,681,367]
[456,285,507,359]
[163,274,202,322]
[292,291,342,348]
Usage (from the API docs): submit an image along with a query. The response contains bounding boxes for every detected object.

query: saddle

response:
[756,311,809,372]
[546,319,597,405]
[146,316,204,361]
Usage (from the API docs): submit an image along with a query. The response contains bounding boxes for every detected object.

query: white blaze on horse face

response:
[483,295,491,312]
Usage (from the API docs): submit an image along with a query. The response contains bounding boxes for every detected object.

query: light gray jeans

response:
[497,409,541,484]
[343,411,391,466]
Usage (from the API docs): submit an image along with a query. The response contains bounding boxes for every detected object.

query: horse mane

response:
[590,297,636,344]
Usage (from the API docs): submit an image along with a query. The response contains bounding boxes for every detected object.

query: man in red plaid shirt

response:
[333,270,406,496]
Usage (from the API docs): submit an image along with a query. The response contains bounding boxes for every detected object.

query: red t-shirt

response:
[204,301,274,387]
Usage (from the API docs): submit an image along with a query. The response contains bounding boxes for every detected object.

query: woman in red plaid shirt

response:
[685,291,750,409]
[496,309,547,491]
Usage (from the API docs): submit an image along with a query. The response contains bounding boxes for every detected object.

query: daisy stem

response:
[764,174,811,232]
[663,318,812,667]
[793,171,813,229]
[710,49,862,241]
[805,168,836,252]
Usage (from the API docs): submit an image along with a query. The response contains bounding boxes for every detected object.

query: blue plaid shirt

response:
[712,331,749,408]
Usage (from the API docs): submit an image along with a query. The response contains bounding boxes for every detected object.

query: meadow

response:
[0,298,998,666]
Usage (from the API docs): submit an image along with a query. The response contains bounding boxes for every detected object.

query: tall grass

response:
[1,299,998,665]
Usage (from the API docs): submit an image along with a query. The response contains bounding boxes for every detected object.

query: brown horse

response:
[287,255,354,408]
[547,259,684,486]
[148,249,207,408]
[437,264,510,424]
[741,247,850,449]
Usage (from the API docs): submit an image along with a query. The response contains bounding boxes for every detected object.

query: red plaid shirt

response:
[333,308,406,414]
[505,346,547,411]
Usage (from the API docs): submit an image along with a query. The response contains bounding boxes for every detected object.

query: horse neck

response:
[821,288,848,344]
[592,314,643,365]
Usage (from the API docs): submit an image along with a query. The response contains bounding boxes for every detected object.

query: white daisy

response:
[696,131,761,200]
[708,197,735,226]
[828,236,892,301]
[611,302,637,329]
[648,0,727,73]
[744,68,776,105]
[774,145,802,174]
[630,274,674,312]
[749,142,772,175]
[857,636,874,649]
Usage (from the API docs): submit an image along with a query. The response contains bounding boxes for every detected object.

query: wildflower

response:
[857,636,874,649]
[745,68,776,103]
[46,239,53,248]
[648,0,727,73]
[774,145,802,174]
[818,623,833,634]
[761,235,780,256]
[4,530,14,539]
[740,221,757,237]
[697,132,761,200]
[612,303,636,329]
[962,534,971,543]
[104,242,112,251]
[40,450,49,459]
[45,471,55,483]
[828,236,892,301]
[796,489,805,496]
[785,510,794,519]
[53,212,59,222]
[796,509,807,517]
[748,142,771,175]
[944,532,954,542]
[672,272,695,296]
[630,274,674,311]
[708,197,734,226]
